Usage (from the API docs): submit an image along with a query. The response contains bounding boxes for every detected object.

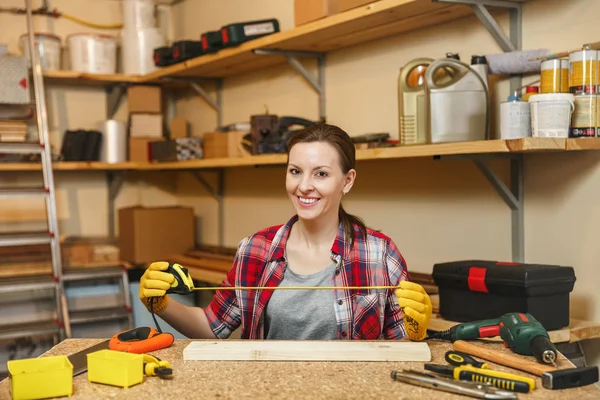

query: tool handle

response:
[457,365,535,393]
[445,350,488,369]
[458,370,530,393]
[453,340,556,377]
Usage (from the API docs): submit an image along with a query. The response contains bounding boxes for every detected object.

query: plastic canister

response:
[67,33,117,74]
[18,32,61,71]
[500,95,530,139]
[528,93,574,138]
[571,94,597,137]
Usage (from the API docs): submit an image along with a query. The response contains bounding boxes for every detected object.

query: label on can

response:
[571,95,597,137]
[569,50,598,95]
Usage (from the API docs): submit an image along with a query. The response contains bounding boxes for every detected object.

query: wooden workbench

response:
[1,339,599,399]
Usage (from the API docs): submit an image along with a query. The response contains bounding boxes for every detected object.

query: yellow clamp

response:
[143,354,173,378]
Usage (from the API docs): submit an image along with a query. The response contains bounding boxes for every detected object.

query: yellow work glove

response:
[396,281,432,341]
[139,261,174,314]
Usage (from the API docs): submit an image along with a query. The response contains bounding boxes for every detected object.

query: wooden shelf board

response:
[140,0,496,81]
[1,138,598,172]
[42,70,144,86]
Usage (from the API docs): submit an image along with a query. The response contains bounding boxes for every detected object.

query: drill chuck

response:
[531,335,558,365]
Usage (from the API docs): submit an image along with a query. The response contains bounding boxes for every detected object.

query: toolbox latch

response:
[467,266,489,293]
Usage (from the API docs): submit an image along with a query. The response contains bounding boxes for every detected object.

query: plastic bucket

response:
[19,32,62,71]
[67,33,117,74]
[528,93,574,138]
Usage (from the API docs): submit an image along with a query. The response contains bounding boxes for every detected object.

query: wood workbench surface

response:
[1,339,599,400]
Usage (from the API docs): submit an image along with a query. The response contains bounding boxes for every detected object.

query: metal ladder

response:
[0,0,69,342]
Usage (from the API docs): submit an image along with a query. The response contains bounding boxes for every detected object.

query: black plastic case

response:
[431,260,576,330]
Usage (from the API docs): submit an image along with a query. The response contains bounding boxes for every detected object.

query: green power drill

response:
[427,312,558,365]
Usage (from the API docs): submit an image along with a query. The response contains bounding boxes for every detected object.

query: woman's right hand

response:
[139,261,175,313]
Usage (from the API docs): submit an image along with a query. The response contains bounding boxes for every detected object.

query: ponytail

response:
[339,205,367,247]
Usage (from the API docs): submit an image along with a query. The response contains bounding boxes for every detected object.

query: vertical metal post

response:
[318,54,326,122]
[511,155,524,262]
[107,172,124,240]
[508,5,522,96]
[216,79,223,127]
[217,169,225,247]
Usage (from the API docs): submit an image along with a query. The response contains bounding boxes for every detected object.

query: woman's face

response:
[286,141,355,223]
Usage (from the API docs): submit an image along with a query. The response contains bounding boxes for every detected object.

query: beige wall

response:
[1,0,599,364]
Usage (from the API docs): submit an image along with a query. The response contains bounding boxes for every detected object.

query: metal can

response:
[571,94,597,137]
[541,59,569,93]
[569,49,598,95]
[500,98,531,139]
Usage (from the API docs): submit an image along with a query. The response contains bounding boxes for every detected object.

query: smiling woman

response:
[137,123,434,342]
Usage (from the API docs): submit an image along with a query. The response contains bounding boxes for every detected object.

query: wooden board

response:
[183,340,431,361]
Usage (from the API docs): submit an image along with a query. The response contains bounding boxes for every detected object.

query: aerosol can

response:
[425,55,489,143]
[398,58,434,145]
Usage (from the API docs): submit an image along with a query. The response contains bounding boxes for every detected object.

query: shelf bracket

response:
[191,169,225,247]
[473,155,524,262]
[253,49,326,122]
[106,85,127,120]
[434,0,523,94]
[188,80,223,127]
[107,171,125,240]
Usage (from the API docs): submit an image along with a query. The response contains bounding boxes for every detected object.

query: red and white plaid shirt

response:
[203,215,410,339]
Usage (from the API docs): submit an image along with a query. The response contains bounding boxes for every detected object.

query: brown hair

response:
[287,123,367,245]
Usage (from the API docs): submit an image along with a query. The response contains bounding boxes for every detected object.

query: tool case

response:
[431,260,576,330]
[172,40,204,62]
[201,31,223,53]
[220,19,280,48]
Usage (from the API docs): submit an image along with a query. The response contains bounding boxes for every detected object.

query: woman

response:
[139,123,432,341]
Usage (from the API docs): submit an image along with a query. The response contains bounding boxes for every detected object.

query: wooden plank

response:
[43,70,143,85]
[566,138,600,151]
[183,340,431,361]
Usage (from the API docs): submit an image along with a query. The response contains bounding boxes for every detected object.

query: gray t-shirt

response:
[264,261,337,340]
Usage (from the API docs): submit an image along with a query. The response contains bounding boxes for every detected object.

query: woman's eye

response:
[316,171,328,177]
[289,168,300,175]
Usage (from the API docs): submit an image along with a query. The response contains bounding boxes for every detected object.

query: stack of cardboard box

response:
[127,85,164,162]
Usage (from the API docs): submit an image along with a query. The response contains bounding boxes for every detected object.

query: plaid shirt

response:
[203,215,410,340]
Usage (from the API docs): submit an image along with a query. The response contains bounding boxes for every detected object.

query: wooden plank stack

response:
[0,120,28,142]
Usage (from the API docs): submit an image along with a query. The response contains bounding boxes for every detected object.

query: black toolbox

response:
[432,260,576,330]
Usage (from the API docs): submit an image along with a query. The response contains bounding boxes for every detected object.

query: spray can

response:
[500,94,530,139]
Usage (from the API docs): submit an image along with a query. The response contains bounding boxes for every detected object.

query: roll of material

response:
[99,120,127,163]
[486,49,550,75]
[122,0,156,31]
[120,27,165,75]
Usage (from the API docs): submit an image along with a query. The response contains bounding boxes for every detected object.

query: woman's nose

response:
[298,176,314,192]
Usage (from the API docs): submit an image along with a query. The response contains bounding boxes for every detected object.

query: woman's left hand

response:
[395,281,432,341]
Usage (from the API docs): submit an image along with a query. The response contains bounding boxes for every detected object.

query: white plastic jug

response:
[528,93,574,138]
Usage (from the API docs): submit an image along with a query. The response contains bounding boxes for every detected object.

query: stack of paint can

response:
[568,48,598,137]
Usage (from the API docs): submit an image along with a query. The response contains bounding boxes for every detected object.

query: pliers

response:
[391,369,518,399]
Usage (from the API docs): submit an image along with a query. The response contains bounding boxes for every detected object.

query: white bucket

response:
[67,33,117,74]
[528,93,574,138]
[19,32,62,71]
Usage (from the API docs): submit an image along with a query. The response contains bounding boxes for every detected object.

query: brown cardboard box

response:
[170,118,189,139]
[203,131,247,158]
[127,85,162,114]
[130,114,163,138]
[118,206,195,264]
[294,0,339,26]
[338,0,373,12]
[129,137,164,162]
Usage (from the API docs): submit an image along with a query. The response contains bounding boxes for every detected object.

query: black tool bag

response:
[60,129,102,161]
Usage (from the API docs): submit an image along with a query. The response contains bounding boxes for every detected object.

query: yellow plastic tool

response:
[7,355,73,400]
[87,349,143,388]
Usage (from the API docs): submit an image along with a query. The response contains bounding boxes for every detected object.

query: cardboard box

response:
[203,131,247,158]
[338,0,373,12]
[118,206,195,264]
[294,0,339,26]
[129,137,164,162]
[127,85,162,114]
[130,114,163,138]
[170,118,189,139]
